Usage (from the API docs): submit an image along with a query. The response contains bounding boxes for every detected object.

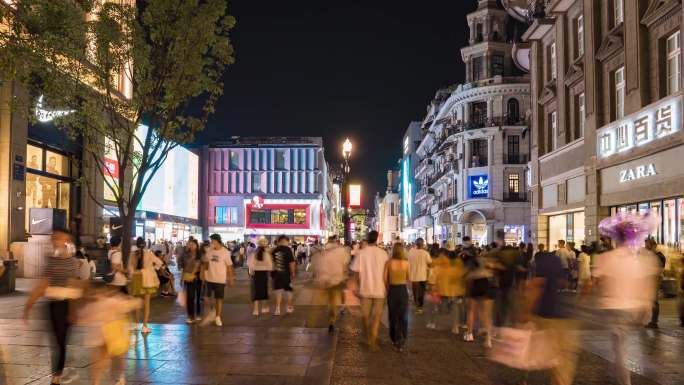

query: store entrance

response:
[461,211,488,246]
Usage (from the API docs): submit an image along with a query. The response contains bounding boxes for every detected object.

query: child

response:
[78,286,141,385]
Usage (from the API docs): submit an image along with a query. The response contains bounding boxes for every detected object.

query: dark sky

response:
[197,0,477,206]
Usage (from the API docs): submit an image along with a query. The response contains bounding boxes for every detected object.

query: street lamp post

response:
[342,139,352,245]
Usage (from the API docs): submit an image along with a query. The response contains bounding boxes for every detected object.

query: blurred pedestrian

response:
[351,230,389,351]
[249,237,273,316]
[427,241,466,334]
[180,239,204,323]
[128,237,163,334]
[384,243,410,351]
[23,228,82,385]
[312,235,350,332]
[107,236,128,293]
[643,238,666,329]
[461,236,494,347]
[577,245,592,292]
[408,238,432,314]
[272,235,296,315]
[592,214,660,385]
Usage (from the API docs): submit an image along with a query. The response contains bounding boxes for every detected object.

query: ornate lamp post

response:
[342,138,352,245]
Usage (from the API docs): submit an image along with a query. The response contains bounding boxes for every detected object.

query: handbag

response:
[127,271,144,296]
[102,319,130,356]
[182,272,197,282]
[489,325,559,370]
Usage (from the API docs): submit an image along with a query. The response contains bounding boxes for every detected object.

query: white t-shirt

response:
[408,248,432,282]
[107,249,128,286]
[350,245,389,299]
[203,247,233,284]
[593,247,659,310]
[556,248,575,269]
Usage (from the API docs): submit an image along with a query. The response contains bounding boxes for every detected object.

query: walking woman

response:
[181,239,204,324]
[249,237,273,316]
[462,243,494,348]
[128,237,163,334]
[24,228,82,384]
[427,242,466,333]
[384,243,410,351]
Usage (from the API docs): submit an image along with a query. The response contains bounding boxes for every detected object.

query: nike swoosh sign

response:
[112,225,123,230]
[31,218,48,225]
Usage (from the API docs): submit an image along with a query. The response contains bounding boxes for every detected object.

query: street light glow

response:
[342,138,352,159]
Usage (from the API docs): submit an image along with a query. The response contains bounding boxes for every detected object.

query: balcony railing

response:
[527,0,549,23]
[438,198,458,210]
[443,115,527,137]
[504,154,529,164]
[503,191,528,202]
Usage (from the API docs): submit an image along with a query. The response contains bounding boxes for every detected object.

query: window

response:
[249,209,270,224]
[275,150,286,170]
[294,209,306,224]
[471,102,487,125]
[252,172,261,192]
[614,66,625,120]
[390,202,396,216]
[472,56,484,81]
[667,31,681,95]
[508,174,520,193]
[577,93,585,138]
[492,54,504,76]
[507,135,520,163]
[229,151,240,170]
[550,111,558,150]
[271,209,289,224]
[215,206,238,225]
[26,144,43,170]
[550,43,557,80]
[25,174,70,232]
[45,151,68,176]
[507,98,520,123]
[577,16,584,57]
[476,23,483,42]
[614,0,623,26]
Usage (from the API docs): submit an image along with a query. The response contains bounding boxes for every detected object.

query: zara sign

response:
[469,175,489,198]
[619,163,657,183]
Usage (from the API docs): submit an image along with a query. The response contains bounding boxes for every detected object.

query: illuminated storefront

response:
[547,211,585,250]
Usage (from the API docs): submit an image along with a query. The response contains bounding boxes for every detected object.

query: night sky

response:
[197,0,477,206]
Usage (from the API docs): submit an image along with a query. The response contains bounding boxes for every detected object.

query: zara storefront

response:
[596,94,684,252]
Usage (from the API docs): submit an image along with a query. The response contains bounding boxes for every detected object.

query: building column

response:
[0,81,28,251]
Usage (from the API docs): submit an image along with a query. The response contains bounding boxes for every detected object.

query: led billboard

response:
[103,125,199,219]
[349,184,361,208]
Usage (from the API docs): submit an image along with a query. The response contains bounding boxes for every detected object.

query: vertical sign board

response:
[469,175,489,198]
[349,184,362,208]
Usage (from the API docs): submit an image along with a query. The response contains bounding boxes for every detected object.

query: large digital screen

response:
[103,125,199,219]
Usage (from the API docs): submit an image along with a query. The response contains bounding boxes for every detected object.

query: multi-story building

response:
[376,170,401,244]
[524,0,684,252]
[399,121,423,242]
[413,0,532,246]
[201,137,333,243]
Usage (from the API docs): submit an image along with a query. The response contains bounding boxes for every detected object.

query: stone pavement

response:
[1,270,683,385]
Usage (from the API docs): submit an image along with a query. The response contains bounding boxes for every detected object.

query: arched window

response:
[507,98,520,124]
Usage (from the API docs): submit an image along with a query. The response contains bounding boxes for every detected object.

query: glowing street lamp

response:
[342,138,352,160]
[341,138,353,244]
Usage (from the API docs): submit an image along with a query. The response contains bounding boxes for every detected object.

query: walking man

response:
[408,238,431,314]
[351,231,389,350]
[202,234,234,326]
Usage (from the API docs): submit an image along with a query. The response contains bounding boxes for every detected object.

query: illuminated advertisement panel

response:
[469,174,489,198]
[401,158,412,225]
[103,125,199,219]
[349,184,362,208]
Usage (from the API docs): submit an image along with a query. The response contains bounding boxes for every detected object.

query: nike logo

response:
[31,218,48,225]
[112,225,123,230]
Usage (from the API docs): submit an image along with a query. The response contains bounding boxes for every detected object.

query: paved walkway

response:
[1,271,683,384]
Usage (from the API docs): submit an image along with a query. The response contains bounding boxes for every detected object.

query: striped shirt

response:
[44,256,80,287]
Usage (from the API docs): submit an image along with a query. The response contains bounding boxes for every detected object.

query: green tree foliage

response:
[0,0,235,255]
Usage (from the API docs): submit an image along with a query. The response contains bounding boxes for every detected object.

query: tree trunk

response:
[119,214,134,268]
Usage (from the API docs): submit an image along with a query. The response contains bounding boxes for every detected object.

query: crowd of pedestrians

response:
[11,208,684,385]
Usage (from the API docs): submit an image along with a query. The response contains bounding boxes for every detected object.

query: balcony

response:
[438,197,458,210]
[444,115,527,136]
[503,191,528,202]
[504,154,529,164]
[469,156,488,168]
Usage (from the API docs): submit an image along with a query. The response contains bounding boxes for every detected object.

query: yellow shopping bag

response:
[102,319,130,356]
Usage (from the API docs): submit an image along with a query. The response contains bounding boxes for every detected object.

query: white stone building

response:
[413,0,531,246]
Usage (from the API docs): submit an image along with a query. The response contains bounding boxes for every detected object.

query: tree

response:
[0,0,235,260]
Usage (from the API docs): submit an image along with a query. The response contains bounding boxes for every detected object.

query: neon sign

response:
[35,95,74,122]
[597,94,681,158]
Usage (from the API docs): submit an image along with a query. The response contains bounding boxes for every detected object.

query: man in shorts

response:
[272,235,296,315]
[202,234,234,326]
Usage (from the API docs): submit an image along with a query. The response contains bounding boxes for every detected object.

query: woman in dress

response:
[384,243,410,351]
[249,237,273,316]
[180,239,204,323]
[128,237,163,334]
